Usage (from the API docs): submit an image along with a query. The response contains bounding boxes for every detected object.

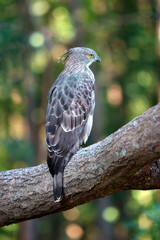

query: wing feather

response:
[46,73,95,157]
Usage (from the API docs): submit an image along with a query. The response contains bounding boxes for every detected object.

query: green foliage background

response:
[0,0,160,239]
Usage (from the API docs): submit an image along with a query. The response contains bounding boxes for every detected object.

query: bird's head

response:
[59,47,101,67]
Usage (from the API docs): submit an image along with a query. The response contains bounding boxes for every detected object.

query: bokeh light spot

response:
[65,224,84,240]
[30,1,49,16]
[51,45,66,61]
[138,214,153,229]
[106,84,123,106]
[9,114,27,139]
[137,71,153,87]
[30,50,48,73]
[51,7,75,43]
[132,190,154,206]
[63,208,80,221]
[11,90,22,104]
[102,206,120,222]
[29,32,45,48]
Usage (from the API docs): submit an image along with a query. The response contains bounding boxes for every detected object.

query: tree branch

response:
[1,104,160,227]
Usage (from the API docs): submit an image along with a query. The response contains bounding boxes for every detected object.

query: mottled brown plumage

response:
[46,47,101,202]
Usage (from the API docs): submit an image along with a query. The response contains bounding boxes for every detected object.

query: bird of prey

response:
[46,47,101,202]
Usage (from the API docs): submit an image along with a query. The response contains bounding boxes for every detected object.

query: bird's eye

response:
[87,54,93,58]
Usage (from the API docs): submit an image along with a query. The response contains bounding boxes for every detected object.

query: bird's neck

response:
[62,63,95,83]
[64,62,91,74]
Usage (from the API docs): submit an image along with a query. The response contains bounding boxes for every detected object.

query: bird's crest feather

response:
[58,49,72,63]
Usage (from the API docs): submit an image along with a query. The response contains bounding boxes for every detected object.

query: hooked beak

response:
[95,56,101,62]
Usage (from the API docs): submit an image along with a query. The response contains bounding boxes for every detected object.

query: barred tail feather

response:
[53,170,63,202]
[47,153,64,202]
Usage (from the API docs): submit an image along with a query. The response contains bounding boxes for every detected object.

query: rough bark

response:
[0,104,160,227]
